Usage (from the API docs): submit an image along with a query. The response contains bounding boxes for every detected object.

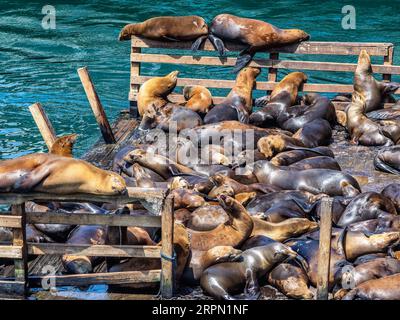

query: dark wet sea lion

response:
[292,119,332,148]
[279,94,337,132]
[200,242,301,299]
[209,14,309,72]
[288,156,341,171]
[118,15,209,48]
[268,263,314,299]
[182,85,213,114]
[352,253,387,266]
[311,196,350,224]
[49,134,78,157]
[342,273,400,300]
[252,160,361,196]
[336,192,397,227]
[249,72,308,127]
[26,224,54,243]
[203,67,260,124]
[240,235,275,250]
[382,183,400,213]
[0,153,126,195]
[270,146,334,166]
[374,146,400,174]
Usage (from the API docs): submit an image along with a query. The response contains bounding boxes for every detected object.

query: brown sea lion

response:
[252,160,361,197]
[203,67,260,124]
[268,263,314,299]
[209,14,309,72]
[0,153,126,195]
[382,183,400,213]
[118,16,209,50]
[170,188,206,210]
[292,119,332,148]
[257,134,305,159]
[200,242,304,299]
[249,72,308,127]
[374,146,400,175]
[49,134,78,157]
[354,49,400,113]
[183,85,213,114]
[336,192,397,227]
[270,146,334,166]
[233,149,268,167]
[186,205,228,231]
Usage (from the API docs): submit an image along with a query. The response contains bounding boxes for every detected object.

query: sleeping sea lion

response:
[292,119,332,148]
[382,183,400,213]
[374,146,400,175]
[270,146,334,166]
[257,134,305,159]
[183,85,213,114]
[288,156,341,171]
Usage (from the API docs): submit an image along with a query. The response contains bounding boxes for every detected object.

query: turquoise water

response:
[1,0,400,159]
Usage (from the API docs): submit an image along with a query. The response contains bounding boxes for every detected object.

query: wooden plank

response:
[0,216,21,228]
[383,46,394,81]
[26,212,161,228]
[132,37,393,56]
[268,52,279,95]
[0,280,26,297]
[160,194,174,298]
[0,246,22,259]
[11,204,27,296]
[317,198,333,300]
[28,270,161,287]
[130,46,141,117]
[0,187,166,205]
[28,103,57,150]
[78,67,116,144]
[28,243,161,258]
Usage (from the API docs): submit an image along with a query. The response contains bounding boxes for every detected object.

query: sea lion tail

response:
[191,35,208,52]
[232,49,254,73]
[208,34,226,56]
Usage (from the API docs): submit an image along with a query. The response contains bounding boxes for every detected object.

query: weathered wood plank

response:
[0,216,21,228]
[160,194,174,298]
[28,270,161,287]
[26,212,161,227]
[28,103,57,150]
[0,280,26,297]
[0,246,22,259]
[11,204,27,296]
[28,243,161,258]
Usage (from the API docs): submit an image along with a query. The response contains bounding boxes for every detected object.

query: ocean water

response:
[1,0,400,159]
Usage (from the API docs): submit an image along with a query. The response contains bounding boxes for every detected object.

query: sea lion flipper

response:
[373,155,400,175]
[380,81,400,95]
[233,49,254,73]
[191,35,208,52]
[208,34,226,56]
[254,95,270,108]
[162,35,180,42]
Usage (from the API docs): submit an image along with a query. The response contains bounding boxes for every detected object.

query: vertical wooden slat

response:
[383,46,394,82]
[130,43,141,118]
[267,52,279,96]
[29,103,57,150]
[317,198,333,300]
[77,67,116,144]
[160,194,174,298]
[11,204,28,296]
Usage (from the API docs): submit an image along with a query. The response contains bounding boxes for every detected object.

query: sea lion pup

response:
[249,72,308,127]
[382,183,400,213]
[251,217,318,242]
[270,146,334,166]
[257,134,305,159]
[137,70,178,116]
[183,85,213,114]
[374,146,400,175]
[49,134,78,157]
[336,192,397,227]
[342,273,400,300]
[292,119,333,148]
[354,49,400,113]
[0,153,127,195]
[279,94,337,132]
[252,160,361,197]
[118,16,209,49]
[268,263,314,300]
[346,91,393,146]
[203,67,261,124]
[209,14,310,72]
[200,242,303,300]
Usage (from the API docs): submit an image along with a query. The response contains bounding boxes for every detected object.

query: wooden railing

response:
[0,187,175,299]
[129,36,398,116]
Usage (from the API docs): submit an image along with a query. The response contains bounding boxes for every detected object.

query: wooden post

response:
[77,67,116,144]
[160,194,174,298]
[29,103,57,150]
[383,46,394,82]
[317,197,333,300]
[130,44,141,118]
[267,52,279,96]
[11,203,28,296]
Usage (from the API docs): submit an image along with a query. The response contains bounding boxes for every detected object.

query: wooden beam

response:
[78,67,116,144]
[0,216,21,228]
[160,194,174,298]
[317,198,333,300]
[0,246,22,259]
[26,212,161,228]
[0,280,26,297]
[383,46,394,81]
[130,46,141,118]
[28,103,57,150]
[28,243,161,258]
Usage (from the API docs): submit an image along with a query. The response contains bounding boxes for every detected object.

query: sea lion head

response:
[357,49,372,73]
[208,185,235,198]
[209,173,227,186]
[191,16,209,34]
[106,172,128,195]
[118,23,137,41]
[217,194,236,211]
[49,134,78,157]
[236,67,261,89]
[141,71,179,98]
[257,135,286,159]
[169,176,190,190]
[283,29,310,43]
[139,107,158,131]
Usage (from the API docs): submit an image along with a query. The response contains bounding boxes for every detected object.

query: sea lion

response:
[288,156,341,171]
[200,242,303,300]
[346,91,393,146]
[382,183,400,213]
[292,119,332,148]
[353,49,400,113]
[240,235,276,250]
[118,15,209,50]
[233,149,268,167]
[257,134,305,159]
[374,146,400,175]
[170,188,206,210]
[249,72,308,127]
[186,205,228,231]
[209,14,309,72]
[49,134,78,157]
[203,67,260,124]
[252,160,361,196]
[342,273,400,300]
[26,224,54,243]
[183,85,213,114]
[279,94,337,132]
[336,192,397,227]
[367,107,400,121]
[0,153,127,195]
[268,263,314,299]
[270,146,334,166]
[311,196,350,224]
